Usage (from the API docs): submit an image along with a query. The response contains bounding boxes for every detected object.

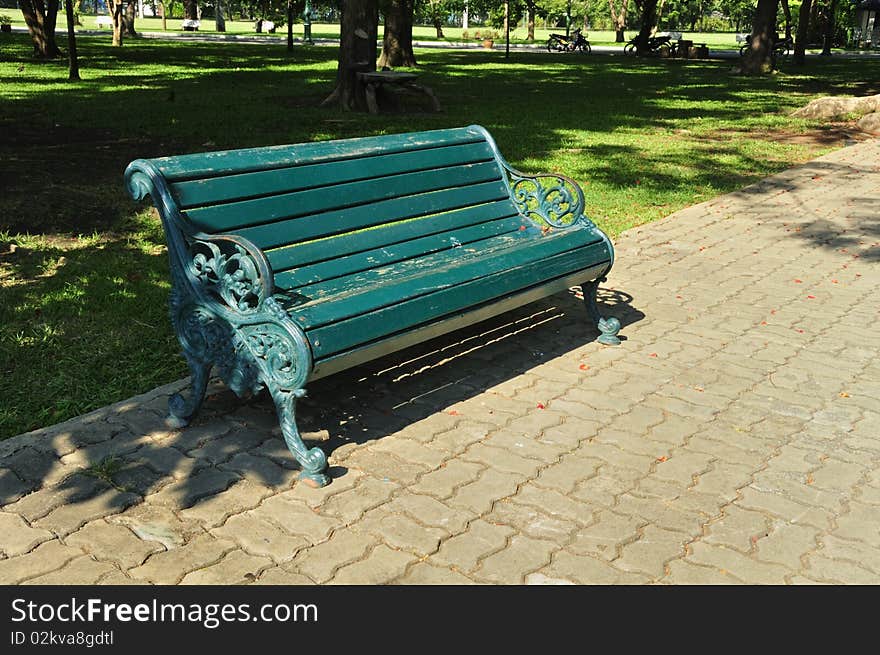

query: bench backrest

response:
[147,126,521,291]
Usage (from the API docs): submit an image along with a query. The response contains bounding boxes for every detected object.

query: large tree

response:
[64,0,79,79]
[820,0,839,55]
[793,0,813,64]
[739,0,779,74]
[19,0,62,58]
[608,0,629,42]
[633,0,659,55]
[322,0,379,111]
[379,0,417,67]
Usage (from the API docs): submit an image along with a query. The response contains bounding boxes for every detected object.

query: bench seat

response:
[125,125,620,487]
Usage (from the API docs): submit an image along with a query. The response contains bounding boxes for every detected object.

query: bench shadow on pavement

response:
[0,285,644,516]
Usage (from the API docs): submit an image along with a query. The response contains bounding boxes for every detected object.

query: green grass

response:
[1,32,878,439]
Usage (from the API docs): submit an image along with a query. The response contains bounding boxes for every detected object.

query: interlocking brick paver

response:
[685,542,792,584]
[544,551,651,584]
[65,520,164,569]
[802,554,880,584]
[212,513,309,563]
[33,488,141,537]
[21,556,120,585]
[288,529,378,583]
[128,535,236,584]
[398,561,476,584]
[0,511,54,557]
[830,501,880,547]
[329,544,417,584]
[180,550,273,585]
[487,499,576,541]
[473,534,558,583]
[615,526,689,578]
[358,509,448,556]
[178,479,274,528]
[433,519,515,573]
[250,494,343,544]
[0,539,85,584]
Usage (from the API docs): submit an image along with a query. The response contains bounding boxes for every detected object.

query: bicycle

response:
[546,28,591,54]
[738,33,792,58]
[623,34,672,57]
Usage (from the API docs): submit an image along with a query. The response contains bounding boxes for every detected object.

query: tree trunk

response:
[780,0,792,41]
[528,7,535,40]
[321,0,379,111]
[109,0,124,46]
[20,0,63,58]
[634,0,659,55]
[793,0,812,64]
[609,0,628,42]
[160,1,166,30]
[379,0,416,68]
[740,0,779,74]
[124,0,137,36]
[432,17,443,38]
[216,0,226,31]
[287,0,294,51]
[64,0,80,79]
[821,0,838,55]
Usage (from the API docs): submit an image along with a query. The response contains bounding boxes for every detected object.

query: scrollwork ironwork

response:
[507,171,590,229]
[188,239,267,313]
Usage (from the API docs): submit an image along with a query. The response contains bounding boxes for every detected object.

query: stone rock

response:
[792,94,880,120]
[857,112,880,135]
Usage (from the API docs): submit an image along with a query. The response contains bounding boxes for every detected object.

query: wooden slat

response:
[294,233,606,329]
[266,199,518,273]
[184,161,503,233]
[289,226,601,306]
[309,266,606,380]
[275,215,530,290]
[230,181,512,251]
[171,142,496,209]
[305,242,611,358]
[152,126,487,180]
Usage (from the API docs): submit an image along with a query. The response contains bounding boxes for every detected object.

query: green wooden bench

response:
[124,125,621,487]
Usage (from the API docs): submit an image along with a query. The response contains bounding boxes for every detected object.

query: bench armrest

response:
[504,168,587,229]
[125,159,275,315]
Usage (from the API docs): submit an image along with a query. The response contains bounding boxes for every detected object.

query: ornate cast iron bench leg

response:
[270,387,330,488]
[582,278,621,346]
[166,352,211,429]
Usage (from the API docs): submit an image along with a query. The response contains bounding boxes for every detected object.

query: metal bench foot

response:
[271,387,330,488]
[167,355,211,428]
[582,279,621,346]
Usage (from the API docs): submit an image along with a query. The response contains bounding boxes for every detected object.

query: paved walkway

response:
[1,139,878,585]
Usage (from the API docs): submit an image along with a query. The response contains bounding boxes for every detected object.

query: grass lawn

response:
[1,31,878,439]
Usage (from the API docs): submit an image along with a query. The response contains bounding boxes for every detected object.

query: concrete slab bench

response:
[124,125,621,487]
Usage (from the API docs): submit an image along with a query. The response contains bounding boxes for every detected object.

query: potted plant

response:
[0,15,12,33]
[477,29,497,49]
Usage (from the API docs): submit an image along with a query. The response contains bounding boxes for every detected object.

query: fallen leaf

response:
[839,391,850,398]
[536,403,546,409]
[656,455,668,462]
[447,410,460,416]
[806,474,814,485]
[794,279,803,283]
[807,295,815,299]
[518,225,527,232]
[649,353,658,358]
[579,364,590,371]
